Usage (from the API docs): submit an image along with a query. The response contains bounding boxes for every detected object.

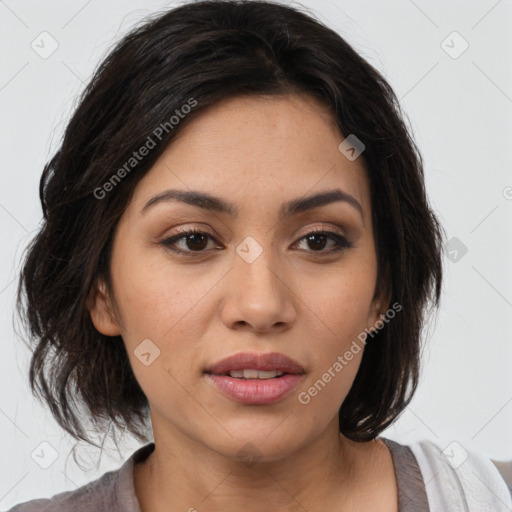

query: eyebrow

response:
[141,188,364,221]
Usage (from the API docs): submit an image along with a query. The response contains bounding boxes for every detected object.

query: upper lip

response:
[205,352,305,375]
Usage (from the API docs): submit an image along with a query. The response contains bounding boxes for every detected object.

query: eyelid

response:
[163,222,345,244]
[160,223,353,257]
[294,222,346,238]
[160,227,221,255]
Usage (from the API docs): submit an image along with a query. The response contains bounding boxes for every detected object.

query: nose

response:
[219,244,297,333]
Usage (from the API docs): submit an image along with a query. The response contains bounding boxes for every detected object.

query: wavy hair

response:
[16,0,445,453]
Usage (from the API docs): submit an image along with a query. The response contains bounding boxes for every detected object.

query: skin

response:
[88,93,397,511]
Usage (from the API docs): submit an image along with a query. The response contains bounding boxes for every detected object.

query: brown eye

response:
[161,228,353,257]
[161,229,220,255]
[295,229,353,254]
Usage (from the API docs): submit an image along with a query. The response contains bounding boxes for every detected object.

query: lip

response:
[204,352,305,405]
[205,351,305,375]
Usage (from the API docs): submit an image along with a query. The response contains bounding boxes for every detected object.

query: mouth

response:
[210,369,289,379]
[204,352,305,405]
[204,351,305,377]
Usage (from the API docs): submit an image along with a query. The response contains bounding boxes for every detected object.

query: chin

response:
[203,427,305,463]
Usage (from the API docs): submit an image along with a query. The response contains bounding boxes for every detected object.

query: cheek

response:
[109,247,219,390]
[295,262,375,404]
[300,265,376,343]
[296,342,363,430]
[110,243,216,341]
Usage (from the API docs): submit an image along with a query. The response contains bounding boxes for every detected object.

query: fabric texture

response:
[6,437,511,511]
[381,438,430,511]
[409,439,512,512]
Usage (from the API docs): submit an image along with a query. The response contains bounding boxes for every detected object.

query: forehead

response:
[128,93,372,221]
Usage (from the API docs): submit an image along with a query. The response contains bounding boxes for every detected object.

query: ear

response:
[86,276,122,336]
[366,264,392,333]
[366,293,390,334]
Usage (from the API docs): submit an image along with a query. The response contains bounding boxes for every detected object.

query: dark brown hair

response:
[16,0,444,453]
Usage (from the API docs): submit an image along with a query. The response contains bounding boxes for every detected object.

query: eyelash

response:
[160,227,354,257]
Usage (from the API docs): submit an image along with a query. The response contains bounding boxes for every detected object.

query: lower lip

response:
[205,373,304,405]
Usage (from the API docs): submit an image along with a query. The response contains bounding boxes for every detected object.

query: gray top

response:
[5,437,510,511]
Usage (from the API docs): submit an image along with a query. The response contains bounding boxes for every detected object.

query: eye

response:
[161,228,221,256]
[160,227,354,256]
[294,228,354,254]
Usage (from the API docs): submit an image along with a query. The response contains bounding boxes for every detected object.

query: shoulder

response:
[406,438,512,510]
[4,442,156,512]
[492,459,512,495]
[4,468,119,512]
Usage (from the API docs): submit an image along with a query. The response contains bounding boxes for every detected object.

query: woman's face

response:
[89,93,387,460]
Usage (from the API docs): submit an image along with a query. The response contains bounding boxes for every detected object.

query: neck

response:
[133,417,381,512]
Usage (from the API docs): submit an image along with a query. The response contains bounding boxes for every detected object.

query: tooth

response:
[256,370,280,379]
[226,369,287,379]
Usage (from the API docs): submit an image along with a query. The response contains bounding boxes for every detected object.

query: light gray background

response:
[1,0,511,508]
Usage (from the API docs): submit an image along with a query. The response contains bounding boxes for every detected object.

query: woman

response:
[9,1,511,510]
